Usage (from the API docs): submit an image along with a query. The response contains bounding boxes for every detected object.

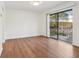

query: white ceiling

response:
[5,1,63,13]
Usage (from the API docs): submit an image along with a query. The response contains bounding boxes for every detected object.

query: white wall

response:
[5,9,41,39]
[39,13,47,36]
[0,17,3,55]
[73,3,79,47]
[0,1,5,55]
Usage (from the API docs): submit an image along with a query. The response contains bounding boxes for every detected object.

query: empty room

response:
[0,0,79,58]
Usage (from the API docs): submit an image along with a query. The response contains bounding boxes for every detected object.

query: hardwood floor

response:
[1,36,79,58]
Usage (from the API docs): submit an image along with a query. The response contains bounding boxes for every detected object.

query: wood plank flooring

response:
[1,36,79,58]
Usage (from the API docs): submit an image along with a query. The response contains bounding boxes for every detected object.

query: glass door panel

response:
[58,10,73,43]
[50,14,58,39]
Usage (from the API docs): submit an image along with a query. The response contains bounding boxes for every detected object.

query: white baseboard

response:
[0,43,3,56]
[2,40,5,43]
[6,35,41,39]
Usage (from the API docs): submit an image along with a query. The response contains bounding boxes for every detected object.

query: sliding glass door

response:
[58,10,72,43]
[50,14,58,39]
[49,9,73,43]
